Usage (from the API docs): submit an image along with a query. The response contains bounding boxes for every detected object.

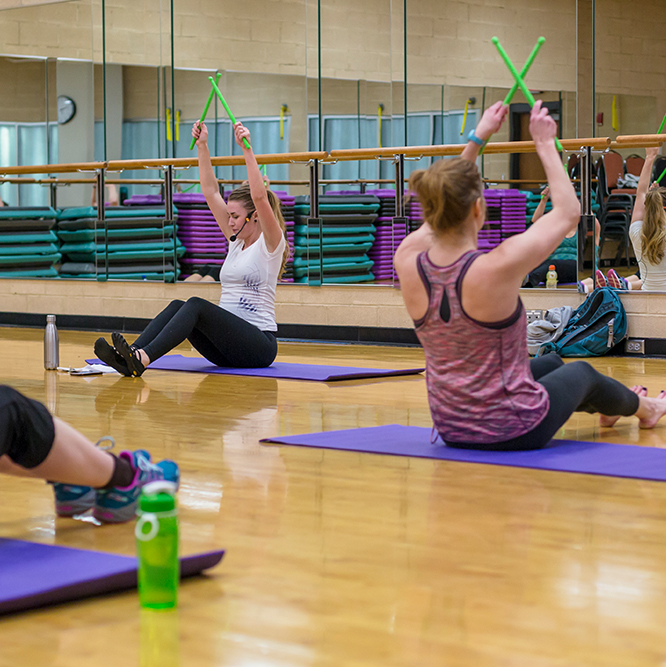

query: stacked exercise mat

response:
[293,194,379,284]
[273,191,295,282]
[481,189,528,252]
[173,193,228,279]
[406,195,424,233]
[0,206,61,278]
[57,203,183,282]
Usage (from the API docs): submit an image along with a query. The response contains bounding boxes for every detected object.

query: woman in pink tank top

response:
[395,101,666,450]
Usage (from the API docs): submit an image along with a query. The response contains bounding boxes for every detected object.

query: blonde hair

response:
[228,184,290,277]
[641,187,666,266]
[408,158,484,235]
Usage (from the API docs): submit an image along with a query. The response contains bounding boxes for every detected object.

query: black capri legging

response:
[134,297,278,368]
[446,355,640,451]
[0,386,55,468]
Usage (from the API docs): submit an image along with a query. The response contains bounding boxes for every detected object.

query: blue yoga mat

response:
[0,539,224,615]
[260,424,666,482]
[89,354,424,382]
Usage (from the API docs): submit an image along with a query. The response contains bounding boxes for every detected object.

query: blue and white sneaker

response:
[94,450,180,524]
[53,436,116,518]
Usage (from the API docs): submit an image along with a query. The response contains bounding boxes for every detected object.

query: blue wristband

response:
[467,129,485,146]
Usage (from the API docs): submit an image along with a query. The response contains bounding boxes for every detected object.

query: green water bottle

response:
[135,481,179,609]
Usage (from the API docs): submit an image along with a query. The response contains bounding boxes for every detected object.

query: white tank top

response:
[218,232,286,331]
[629,220,666,291]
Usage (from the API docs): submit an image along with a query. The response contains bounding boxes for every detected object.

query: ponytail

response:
[642,187,666,265]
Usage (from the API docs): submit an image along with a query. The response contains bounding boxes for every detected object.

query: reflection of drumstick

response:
[492,36,564,152]
[658,112,666,135]
[189,72,222,151]
[209,77,251,150]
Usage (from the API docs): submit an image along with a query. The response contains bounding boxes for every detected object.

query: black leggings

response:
[446,355,640,451]
[0,386,55,468]
[135,297,278,368]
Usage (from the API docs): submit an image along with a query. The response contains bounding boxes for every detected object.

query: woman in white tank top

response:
[94,121,289,377]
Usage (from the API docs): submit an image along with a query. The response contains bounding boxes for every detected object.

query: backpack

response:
[535,287,627,357]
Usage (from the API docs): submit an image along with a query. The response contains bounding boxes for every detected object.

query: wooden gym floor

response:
[2,326,666,666]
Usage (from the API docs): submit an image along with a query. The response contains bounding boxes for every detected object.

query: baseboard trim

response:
[0,312,421,347]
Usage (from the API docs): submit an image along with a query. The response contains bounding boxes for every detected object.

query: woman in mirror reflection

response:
[523,186,608,292]
[395,101,666,452]
[628,147,666,291]
[93,121,289,377]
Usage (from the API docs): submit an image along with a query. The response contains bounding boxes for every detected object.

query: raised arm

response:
[632,147,660,224]
[531,186,550,223]
[463,101,580,321]
[460,101,509,162]
[193,121,232,239]
[234,122,284,253]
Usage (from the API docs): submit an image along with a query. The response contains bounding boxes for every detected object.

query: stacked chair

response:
[293,194,379,284]
[0,206,61,278]
[57,203,183,282]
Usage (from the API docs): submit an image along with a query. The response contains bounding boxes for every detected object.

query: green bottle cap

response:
[139,481,177,513]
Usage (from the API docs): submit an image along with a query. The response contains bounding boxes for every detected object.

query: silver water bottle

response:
[44,315,59,370]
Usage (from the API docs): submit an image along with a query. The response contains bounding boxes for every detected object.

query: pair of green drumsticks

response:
[189,72,251,151]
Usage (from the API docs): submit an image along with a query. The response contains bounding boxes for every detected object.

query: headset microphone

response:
[230,217,250,242]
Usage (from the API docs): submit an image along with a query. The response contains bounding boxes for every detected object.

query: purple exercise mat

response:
[89,354,424,382]
[260,424,666,481]
[0,539,224,616]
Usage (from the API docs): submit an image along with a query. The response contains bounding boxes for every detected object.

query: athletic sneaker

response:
[595,269,608,287]
[607,268,628,290]
[52,436,116,518]
[94,450,180,524]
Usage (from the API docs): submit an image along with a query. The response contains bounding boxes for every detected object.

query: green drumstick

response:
[658,111,666,135]
[209,77,251,150]
[503,37,545,106]
[189,72,222,150]
[492,37,564,153]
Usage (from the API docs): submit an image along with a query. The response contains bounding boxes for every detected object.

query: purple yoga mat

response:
[0,539,224,616]
[261,424,666,482]
[89,354,424,382]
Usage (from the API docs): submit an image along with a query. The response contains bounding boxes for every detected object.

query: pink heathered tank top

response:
[415,250,549,444]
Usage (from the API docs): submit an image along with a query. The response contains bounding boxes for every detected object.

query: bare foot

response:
[600,385,646,427]
[637,390,666,429]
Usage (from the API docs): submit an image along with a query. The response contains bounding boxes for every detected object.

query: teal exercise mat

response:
[61,239,183,254]
[0,219,57,232]
[293,242,373,257]
[57,206,177,221]
[61,262,176,275]
[94,271,179,282]
[294,225,376,237]
[0,253,61,266]
[57,226,175,242]
[295,272,375,284]
[293,256,373,270]
[58,217,171,231]
[66,248,185,263]
[293,259,373,277]
[294,234,375,247]
[0,206,56,220]
[295,203,380,214]
[0,266,59,278]
[0,243,60,256]
[295,214,379,225]
[0,230,58,244]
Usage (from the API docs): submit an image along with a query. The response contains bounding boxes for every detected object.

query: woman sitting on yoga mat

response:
[394,100,666,452]
[629,147,666,291]
[0,385,178,522]
[95,120,288,377]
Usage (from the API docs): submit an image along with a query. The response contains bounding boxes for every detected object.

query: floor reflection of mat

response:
[0,539,224,616]
[261,424,666,481]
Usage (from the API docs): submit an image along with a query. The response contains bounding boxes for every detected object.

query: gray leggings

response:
[446,355,640,451]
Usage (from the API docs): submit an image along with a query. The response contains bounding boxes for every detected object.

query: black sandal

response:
[94,337,132,377]
[111,332,146,377]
